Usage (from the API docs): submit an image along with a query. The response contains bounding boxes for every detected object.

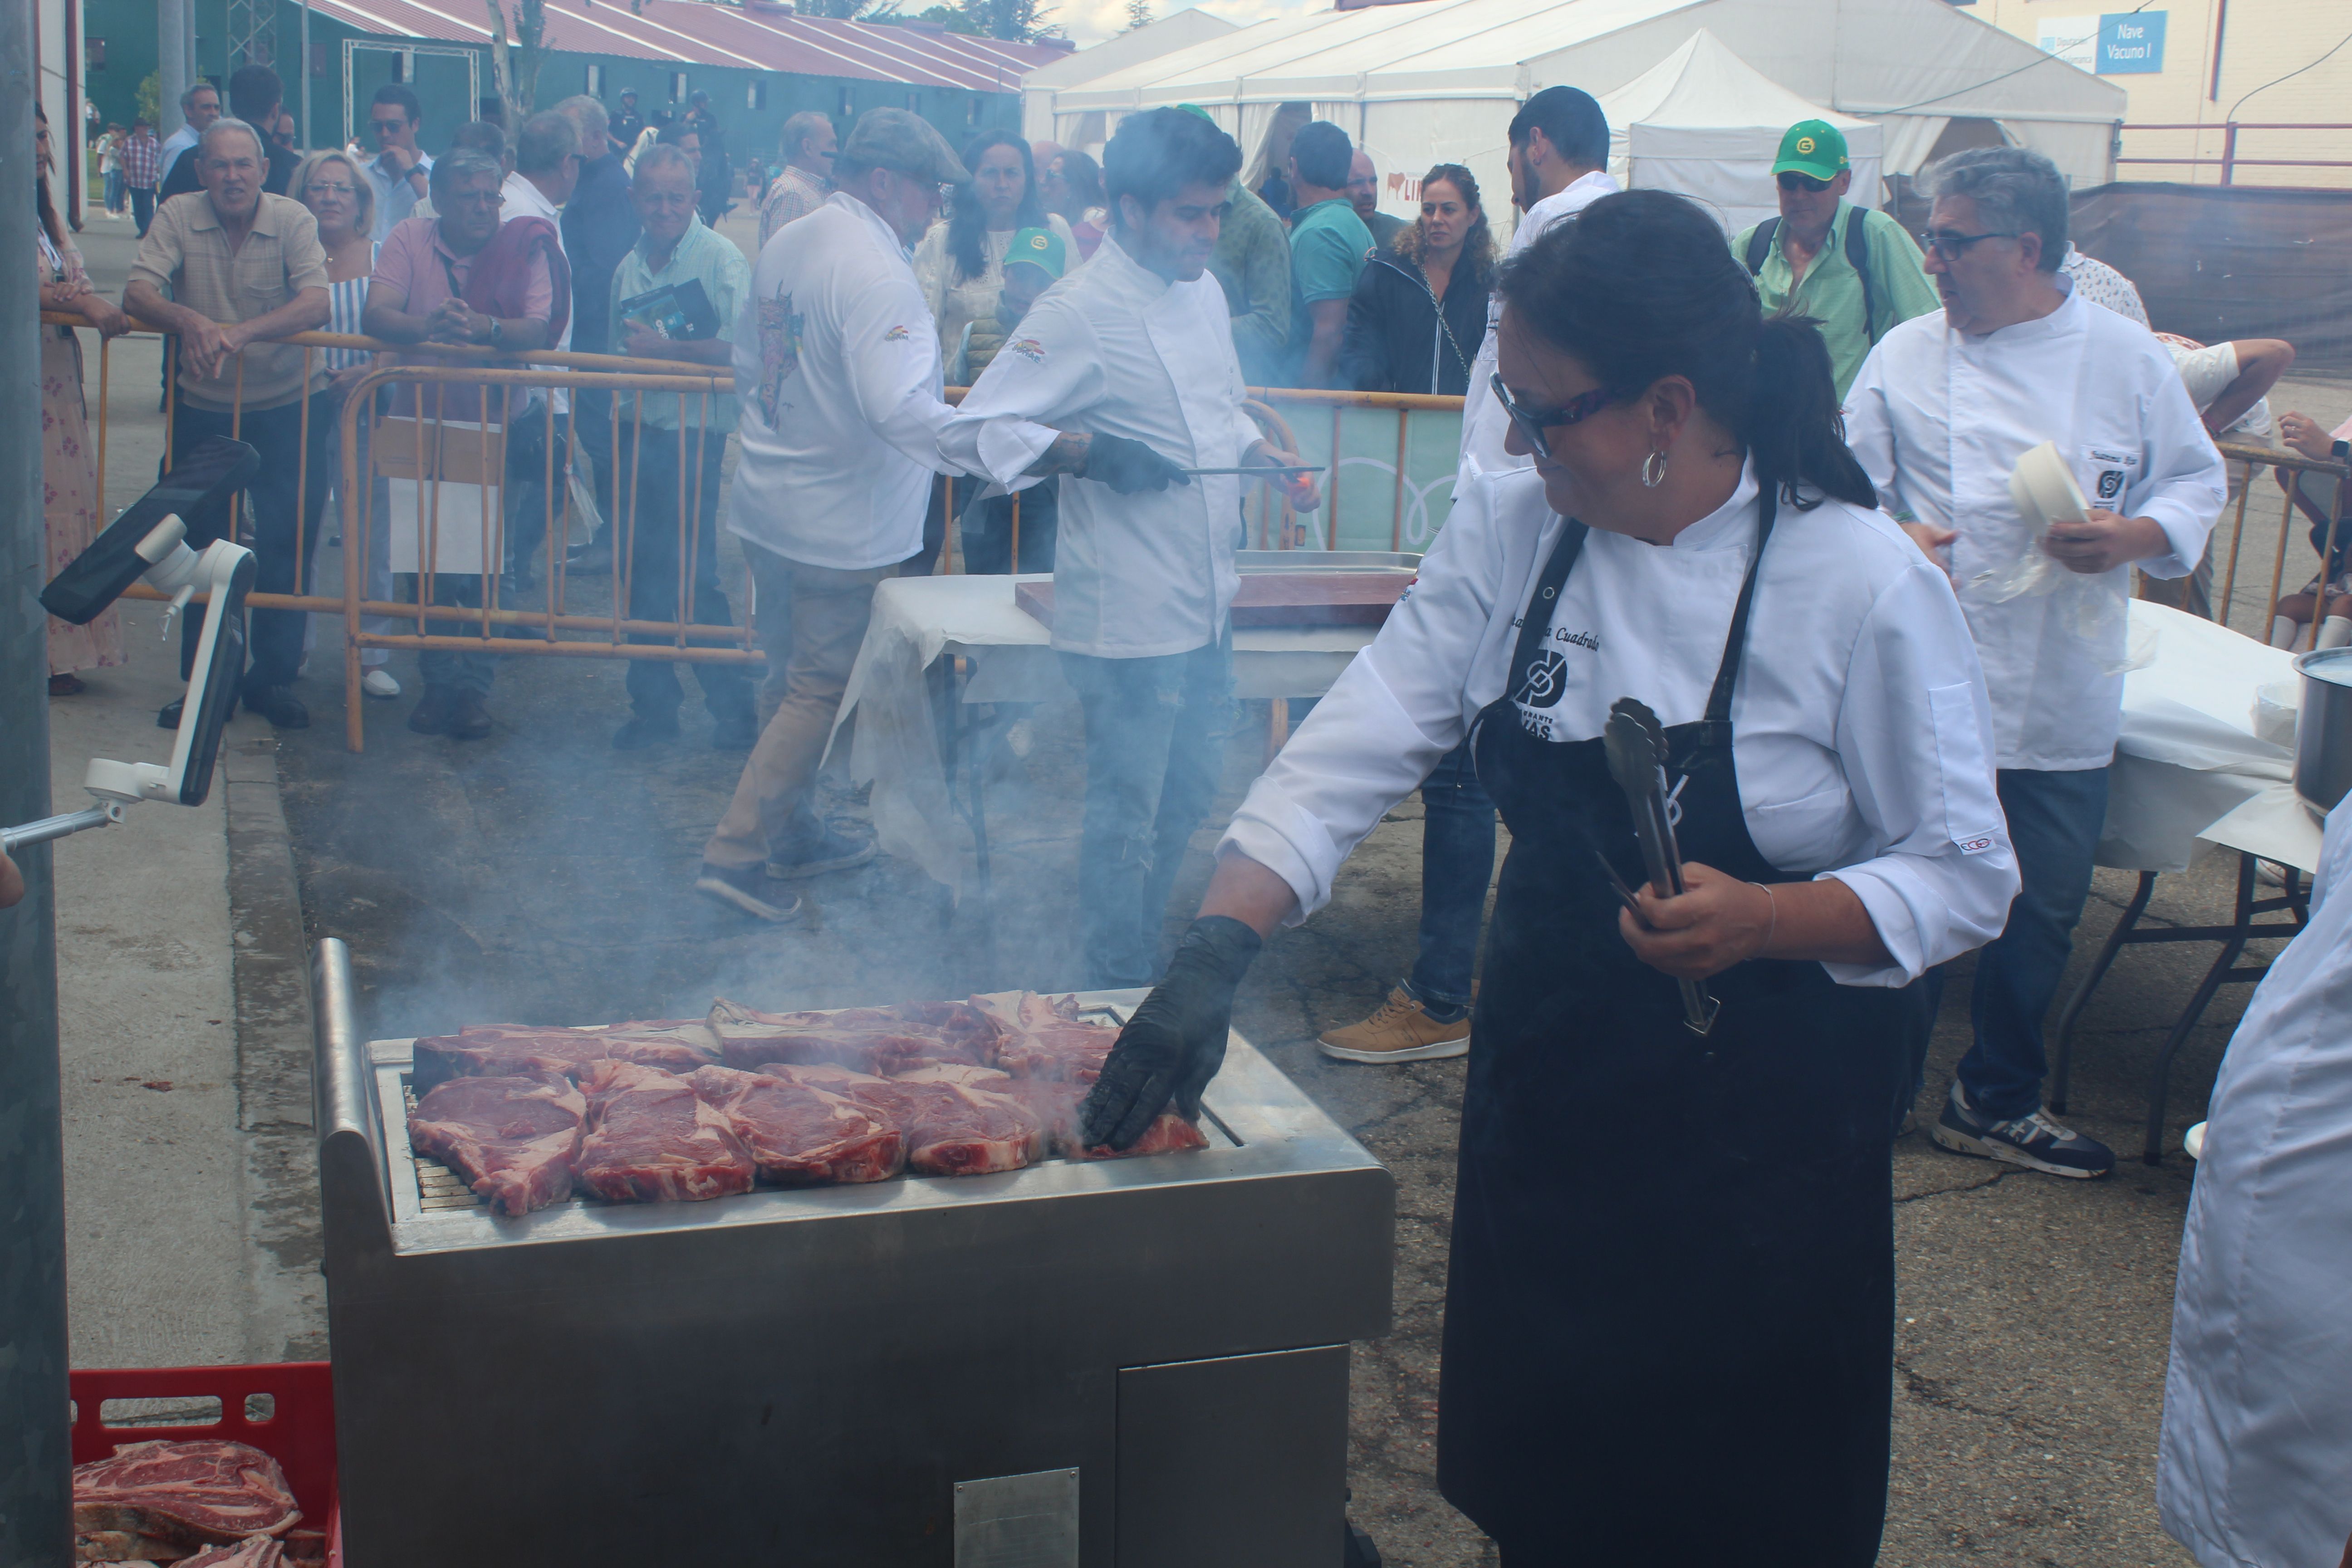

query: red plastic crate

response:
[70,1361,340,1565]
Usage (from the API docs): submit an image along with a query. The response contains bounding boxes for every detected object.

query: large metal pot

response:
[2292,647,2352,817]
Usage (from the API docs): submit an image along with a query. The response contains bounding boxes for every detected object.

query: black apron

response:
[1440,488,1927,1562]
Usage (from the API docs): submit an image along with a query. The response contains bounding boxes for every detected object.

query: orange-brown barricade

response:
[2195,436,2352,643]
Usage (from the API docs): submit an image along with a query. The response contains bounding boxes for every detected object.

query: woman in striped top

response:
[296,150,402,699]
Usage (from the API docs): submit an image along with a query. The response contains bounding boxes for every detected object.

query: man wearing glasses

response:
[1733,120,1937,398]
[364,84,435,241]
[1843,145,2225,1181]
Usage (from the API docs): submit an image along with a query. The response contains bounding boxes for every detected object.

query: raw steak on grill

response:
[1018,1078,1212,1160]
[760,1063,1040,1176]
[708,999,935,1076]
[971,991,1118,1082]
[684,1066,903,1185]
[406,1069,586,1216]
[413,1020,718,1086]
[577,1062,755,1203]
[72,1441,299,1554]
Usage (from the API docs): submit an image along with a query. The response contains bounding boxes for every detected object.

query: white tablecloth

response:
[2109,600,2323,874]
[834,586,2325,896]
[832,574,1378,897]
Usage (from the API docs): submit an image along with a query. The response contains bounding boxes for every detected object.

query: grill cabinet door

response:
[1114,1346,1350,1568]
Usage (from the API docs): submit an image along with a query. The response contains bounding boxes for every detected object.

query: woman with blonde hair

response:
[294,149,401,698]
[1335,163,1495,397]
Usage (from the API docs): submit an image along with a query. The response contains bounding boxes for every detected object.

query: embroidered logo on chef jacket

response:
[2082,445,2139,504]
[1008,337,1046,366]
[882,324,910,343]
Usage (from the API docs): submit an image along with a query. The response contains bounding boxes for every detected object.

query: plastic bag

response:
[1967,441,2144,675]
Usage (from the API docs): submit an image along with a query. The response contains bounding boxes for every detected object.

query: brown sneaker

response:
[1318,986,1471,1063]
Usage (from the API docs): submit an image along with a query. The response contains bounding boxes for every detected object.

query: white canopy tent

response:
[1020,9,1238,152]
[1598,31,1881,234]
[1037,0,2124,230]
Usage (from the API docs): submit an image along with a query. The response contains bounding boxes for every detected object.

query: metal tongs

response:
[1601,697,1720,1037]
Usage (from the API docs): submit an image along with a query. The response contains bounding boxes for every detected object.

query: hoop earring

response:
[1641,449,1668,489]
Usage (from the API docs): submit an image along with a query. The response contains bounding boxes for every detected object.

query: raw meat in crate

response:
[685,1066,904,1185]
[577,1062,755,1202]
[412,1020,718,1086]
[406,1068,586,1216]
[179,1538,290,1567]
[72,1440,299,1557]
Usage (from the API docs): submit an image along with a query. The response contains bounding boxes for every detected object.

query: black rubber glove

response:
[1080,916,1263,1150]
[1083,433,1193,495]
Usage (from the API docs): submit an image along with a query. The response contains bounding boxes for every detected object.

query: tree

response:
[136,71,161,129]
[1122,0,1151,30]
[799,0,906,18]
[484,0,546,124]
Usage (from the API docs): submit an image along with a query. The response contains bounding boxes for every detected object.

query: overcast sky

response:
[1056,0,1319,50]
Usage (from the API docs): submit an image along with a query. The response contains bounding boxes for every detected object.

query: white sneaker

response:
[362,668,402,700]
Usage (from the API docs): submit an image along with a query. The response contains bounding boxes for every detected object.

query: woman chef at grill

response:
[1081,189,2020,1562]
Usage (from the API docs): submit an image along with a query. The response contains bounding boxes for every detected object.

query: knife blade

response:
[1602,698,1720,1037]
[1177,464,1324,477]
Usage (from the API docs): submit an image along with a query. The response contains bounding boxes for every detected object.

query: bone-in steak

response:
[684,1066,903,1185]
[413,1021,719,1086]
[577,1062,755,1203]
[972,990,1117,1082]
[72,1441,300,1553]
[1016,1078,1211,1160]
[407,1069,586,1216]
[760,1062,1039,1176]
[179,1536,290,1567]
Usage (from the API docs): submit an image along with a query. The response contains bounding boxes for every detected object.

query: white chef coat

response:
[2161,796,2352,1568]
[938,232,1261,660]
[1843,284,2225,772]
[1458,169,1622,476]
[725,191,958,573]
[1222,461,2019,987]
[499,172,572,412]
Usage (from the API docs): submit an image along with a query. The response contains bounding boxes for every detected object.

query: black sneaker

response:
[243,685,310,730]
[1931,1081,2114,1179]
[407,686,457,735]
[612,711,681,750]
[696,862,801,922]
[764,819,876,880]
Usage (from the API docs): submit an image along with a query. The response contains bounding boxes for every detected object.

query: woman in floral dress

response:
[37,103,132,693]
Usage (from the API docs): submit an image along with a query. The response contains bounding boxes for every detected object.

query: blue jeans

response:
[615,422,753,723]
[1916,765,2109,1123]
[1403,741,1499,1018]
[1059,633,1235,988]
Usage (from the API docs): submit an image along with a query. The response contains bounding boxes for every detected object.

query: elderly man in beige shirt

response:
[126,116,331,730]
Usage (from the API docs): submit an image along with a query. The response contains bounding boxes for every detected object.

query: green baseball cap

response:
[1004,226,1066,280]
[1772,119,1849,182]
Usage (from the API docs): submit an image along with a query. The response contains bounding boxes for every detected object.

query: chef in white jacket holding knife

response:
[1843,146,2225,1179]
[941,107,1315,988]
[2161,793,2352,1568]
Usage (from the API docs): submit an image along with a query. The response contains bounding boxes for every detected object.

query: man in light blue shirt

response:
[363,84,434,241]
[607,143,756,751]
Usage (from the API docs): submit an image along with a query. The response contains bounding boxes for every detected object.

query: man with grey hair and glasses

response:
[125,116,331,730]
[1844,144,2225,1181]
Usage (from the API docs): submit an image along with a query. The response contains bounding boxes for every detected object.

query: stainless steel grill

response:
[312,940,1396,1568]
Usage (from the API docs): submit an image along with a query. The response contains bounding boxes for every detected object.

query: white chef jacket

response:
[1843,285,2226,772]
[499,172,572,412]
[1458,169,1622,477]
[938,232,1261,660]
[726,192,958,573]
[1221,461,2019,987]
[2161,796,2352,1568]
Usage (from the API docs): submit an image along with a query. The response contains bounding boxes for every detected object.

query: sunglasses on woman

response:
[1489,374,1622,461]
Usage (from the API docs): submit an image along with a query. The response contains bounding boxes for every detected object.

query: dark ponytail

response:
[1492,188,1875,512]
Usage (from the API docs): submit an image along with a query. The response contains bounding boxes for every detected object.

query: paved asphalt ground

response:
[49,200,2352,1564]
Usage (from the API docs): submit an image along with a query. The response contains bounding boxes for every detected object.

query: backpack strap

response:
[1743,217,1778,275]
[1845,207,1878,344]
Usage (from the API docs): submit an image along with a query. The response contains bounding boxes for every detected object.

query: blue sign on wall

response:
[2098,12,2166,74]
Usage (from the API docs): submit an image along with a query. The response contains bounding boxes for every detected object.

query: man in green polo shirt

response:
[1285,120,1375,388]
[1732,120,1939,397]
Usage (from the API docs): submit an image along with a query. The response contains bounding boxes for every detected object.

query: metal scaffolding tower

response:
[227,0,277,69]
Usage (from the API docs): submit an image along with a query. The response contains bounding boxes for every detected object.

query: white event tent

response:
[1020,8,1238,151]
[1597,31,1881,234]
[1036,0,2125,229]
